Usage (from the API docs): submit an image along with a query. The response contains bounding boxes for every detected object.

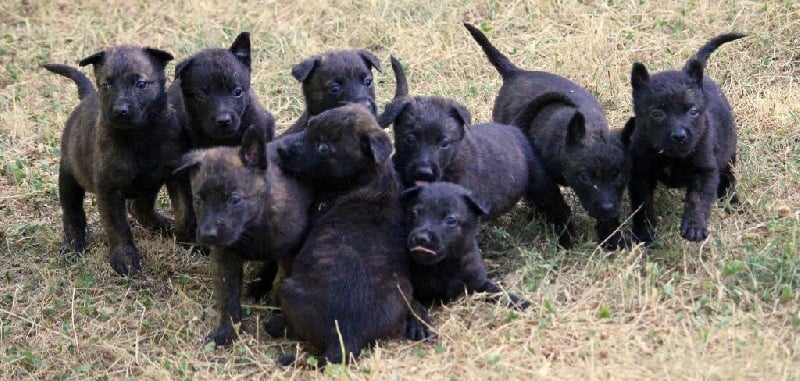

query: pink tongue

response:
[414,181,429,186]
[410,246,436,256]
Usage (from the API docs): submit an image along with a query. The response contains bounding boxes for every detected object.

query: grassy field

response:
[1,0,799,379]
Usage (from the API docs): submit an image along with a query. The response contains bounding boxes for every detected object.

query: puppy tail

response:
[463,23,519,78]
[44,64,95,100]
[389,56,409,99]
[685,33,746,69]
[510,92,576,129]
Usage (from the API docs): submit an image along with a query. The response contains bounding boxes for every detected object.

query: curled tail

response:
[463,23,520,78]
[44,64,95,100]
[389,55,409,99]
[683,33,746,70]
[378,56,412,128]
[511,92,576,128]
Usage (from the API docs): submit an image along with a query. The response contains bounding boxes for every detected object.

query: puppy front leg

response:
[129,190,173,236]
[97,190,141,275]
[629,159,658,246]
[529,175,575,248]
[680,168,718,242]
[206,248,244,346]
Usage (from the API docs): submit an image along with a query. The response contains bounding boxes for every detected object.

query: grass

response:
[1,0,799,379]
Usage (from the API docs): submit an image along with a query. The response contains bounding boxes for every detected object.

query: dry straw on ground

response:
[1,0,798,379]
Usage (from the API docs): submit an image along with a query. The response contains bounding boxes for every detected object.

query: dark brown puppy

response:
[168,32,275,148]
[628,33,744,246]
[45,46,193,276]
[379,57,541,222]
[273,104,432,366]
[174,125,313,346]
[280,49,381,136]
[464,23,630,250]
[400,182,531,310]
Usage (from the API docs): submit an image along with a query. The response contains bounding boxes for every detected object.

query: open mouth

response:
[410,246,437,256]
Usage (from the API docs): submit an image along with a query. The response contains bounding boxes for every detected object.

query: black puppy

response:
[464,23,630,249]
[273,104,432,366]
[174,125,313,346]
[379,56,540,223]
[168,32,275,148]
[280,49,381,136]
[45,46,193,276]
[628,33,745,245]
[401,182,531,310]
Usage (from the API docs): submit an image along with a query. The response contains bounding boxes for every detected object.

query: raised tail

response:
[510,92,576,128]
[463,23,520,78]
[684,33,746,70]
[389,55,409,99]
[44,64,95,100]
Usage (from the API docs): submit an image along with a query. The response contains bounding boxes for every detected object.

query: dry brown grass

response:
[1,0,799,379]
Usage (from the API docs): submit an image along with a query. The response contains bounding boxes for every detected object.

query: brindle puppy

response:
[273,104,432,366]
[175,125,313,346]
[628,33,745,245]
[45,46,193,276]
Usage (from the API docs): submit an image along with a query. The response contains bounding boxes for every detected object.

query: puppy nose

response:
[415,165,435,180]
[671,128,687,142]
[215,114,233,128]
[113,103,130,117]
[409,231,433,247]
[197,225,218,243]
[599,201,615,213]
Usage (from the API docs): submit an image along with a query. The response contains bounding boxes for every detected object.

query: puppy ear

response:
[364,130,393,164]
[449,102,472,127]
[240,124,268,170]
[174,151,204,175]
[566,111,586,147]
[78,51,105,67]
[684,58,704,87]
[358,49,382,73]
[144,47,175,67]
[230,32,252,69]
[630,62,650,91]
[463,192,490,217]
[399,186,423,208]
[620,117,636,147]
[377,98,411,128]
[174,58,193,79]
[291,57,318,82]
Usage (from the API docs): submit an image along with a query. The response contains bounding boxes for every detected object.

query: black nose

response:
[197,224,218,244]
[113,103,130,117]
[414,165,435,181]
[671,128,687,142]
[409,230,433,247]
[215,114,232,128]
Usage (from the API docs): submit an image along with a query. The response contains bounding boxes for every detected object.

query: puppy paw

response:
[59,240,85,255]
[680,219,708,242]
[599,231,627,251]
[405,314,434,341]
[631,229,655,248]
[508,294,531,311]
[108,245,141,276]
[205,324,237,346]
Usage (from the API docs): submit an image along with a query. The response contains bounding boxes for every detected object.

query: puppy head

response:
[292,49,381,116]
[275,104,391,189]
[560,111,631,220]
[80,45,173,129]
[174,32,253,141]
[381,96,471,187]
[174,124,268,247]
[400,183,489,266]
[630,60,708,158]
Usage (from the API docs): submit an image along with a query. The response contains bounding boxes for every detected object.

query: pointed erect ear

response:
[78,51,106,67]
[240,124,268,170]
[566,111,586,147]
[364,130,393,164]
[291,56,318,82]
[399,186,423,208]
[630,62,650,91]
[377,98,411,128]
[463,192,490,217]
[230,32,252,69]
[684,58,704,87]
[358,49,382,72]
[174,151,204,175]
[449,101,472,127]
[144,47,175,68]
[174,58,193,79]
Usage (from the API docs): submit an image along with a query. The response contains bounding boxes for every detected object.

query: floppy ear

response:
[78,51,106,67]
[463,192,490,218]
[399,186,423,208]
[174,58,193,79]
[565,111,586,147]
[240,124,268,170]
[291,57,318,82]
[358,49,382,72]
[684,58,704,87]
[620,117,636,147]
[230,32,252,69]
[377,98,411,128]
[630,62,650,91]
[174,151,204,175]
[364,130,393,164]
[144,47,174,68]
[449,101,472,127]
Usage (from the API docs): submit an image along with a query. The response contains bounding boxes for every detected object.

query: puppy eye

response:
[579,171,591,184]
[228,195,242,205]
[650,109,666,121]
[317,143,331,155]
[688,107,699,117]
[364,77,373,87]
[444,216,458,227]
[439,139,452,150]
[404,134,417,146]
[329,83,341,95]
[135,80,148,90]
[194,91,208,101]
[232,87,244,97]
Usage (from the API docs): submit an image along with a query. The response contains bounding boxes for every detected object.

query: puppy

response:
[463,23,630,250]
[273,104,432,366]
[280,49,381,136]
[174,125,313,346]
[379,56,541,223]
[45,46,193,276]
[400,182,531,310]
[168,32,275,148]
[628,33,745,245]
